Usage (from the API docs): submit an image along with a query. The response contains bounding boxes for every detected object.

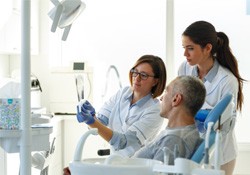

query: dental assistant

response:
[77,55,167,157]
[178,21,245,175]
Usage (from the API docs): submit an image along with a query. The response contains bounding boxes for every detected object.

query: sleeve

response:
[97,87,125,121]
[132,141,155,160]
[109,104,164,157]
[110,130,141,157]
[133,134,185,165]
[178,61,188,76]
[96,114,109,126]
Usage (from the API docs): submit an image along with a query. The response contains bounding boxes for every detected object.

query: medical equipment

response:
[102,65,122,103]
[49,65,93,114]
[31,137,55,174]
[69,128,163,175]
[76,99,95,124]
[68,93,233,175]
[153,93,233,174]
[31,74,42,108]
[48,0,86,41]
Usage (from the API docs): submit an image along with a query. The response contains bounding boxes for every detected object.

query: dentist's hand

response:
[81,100,96,115]
[76,101,95,125]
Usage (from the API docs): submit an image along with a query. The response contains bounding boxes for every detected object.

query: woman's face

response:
[131,62,158,96]
[182,35,211,66]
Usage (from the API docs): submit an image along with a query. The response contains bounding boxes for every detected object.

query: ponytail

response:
[216,32,245,111]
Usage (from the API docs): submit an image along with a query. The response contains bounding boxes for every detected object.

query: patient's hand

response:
[63,167,71,175]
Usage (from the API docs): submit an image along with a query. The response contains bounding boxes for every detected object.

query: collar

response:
[192,59,219,83]
[126,92,153,107]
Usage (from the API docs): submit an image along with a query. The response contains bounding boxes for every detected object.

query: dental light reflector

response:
[48,0,86,41]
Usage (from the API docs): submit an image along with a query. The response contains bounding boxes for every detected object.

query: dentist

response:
[76,55,167,157]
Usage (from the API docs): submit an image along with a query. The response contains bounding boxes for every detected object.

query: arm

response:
[133,134,184,165]
[88,118,113,142]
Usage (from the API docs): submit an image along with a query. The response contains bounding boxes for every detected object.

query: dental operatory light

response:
[48,0,86,41]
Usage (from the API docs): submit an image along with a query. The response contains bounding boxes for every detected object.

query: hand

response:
[76,103,95,124]
[80,100,95,115]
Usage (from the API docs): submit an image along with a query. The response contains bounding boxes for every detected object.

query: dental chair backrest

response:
[191,93,233,164]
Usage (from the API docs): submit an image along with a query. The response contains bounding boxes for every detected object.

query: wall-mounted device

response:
[49,62,93,114]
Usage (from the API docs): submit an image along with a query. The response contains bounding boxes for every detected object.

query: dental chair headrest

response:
[204,93,233,130]
[195,93,233,132]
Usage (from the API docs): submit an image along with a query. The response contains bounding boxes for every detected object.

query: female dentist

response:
[76,55,167,157]
[178,20,245,175]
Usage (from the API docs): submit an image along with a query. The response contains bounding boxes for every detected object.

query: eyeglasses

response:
[130,69,155,80]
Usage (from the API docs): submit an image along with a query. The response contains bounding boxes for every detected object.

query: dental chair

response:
[153,93,233,175]
[191,93,233,165]
[68,93,233,175]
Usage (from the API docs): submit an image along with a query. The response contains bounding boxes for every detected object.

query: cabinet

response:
[0,128,53,175]
[0,0,39,55]
[0,116,109,175]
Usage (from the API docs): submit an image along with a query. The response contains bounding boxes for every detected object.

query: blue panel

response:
[247,0,250,15]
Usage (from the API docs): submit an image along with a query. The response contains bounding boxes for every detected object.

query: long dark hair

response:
[183,20,245,111]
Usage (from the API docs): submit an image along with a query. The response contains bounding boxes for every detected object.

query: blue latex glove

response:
[76,102,95,124]
[82,100,96,115]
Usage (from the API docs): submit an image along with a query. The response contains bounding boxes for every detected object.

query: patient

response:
[63,76,205,174]
[133,75,206,165]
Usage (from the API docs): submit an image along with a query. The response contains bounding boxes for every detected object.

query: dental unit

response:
[68,93,233,175]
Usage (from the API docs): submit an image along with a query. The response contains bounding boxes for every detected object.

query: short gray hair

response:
[173,76,206,116]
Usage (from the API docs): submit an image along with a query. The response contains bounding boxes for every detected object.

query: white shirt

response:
[178,59,238,164]
[97,86,164,157]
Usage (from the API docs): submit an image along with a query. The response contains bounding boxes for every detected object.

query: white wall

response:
[173,0,250,144]
[46,0,167,110]
[0,55,10,77]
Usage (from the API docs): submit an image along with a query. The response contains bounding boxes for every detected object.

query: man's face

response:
[160,80,175,118]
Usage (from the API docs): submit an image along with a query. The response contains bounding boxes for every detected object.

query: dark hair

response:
[173,76,206,116]
[129,55,167,98]
[183,20,245,111]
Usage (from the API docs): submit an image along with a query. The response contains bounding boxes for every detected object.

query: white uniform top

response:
[97,86,164,157]
[178,59,238,164]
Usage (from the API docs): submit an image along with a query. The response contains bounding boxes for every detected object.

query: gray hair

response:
[173,76,206,116]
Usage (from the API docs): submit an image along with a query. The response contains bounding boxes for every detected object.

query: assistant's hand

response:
[76,102,95,124]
